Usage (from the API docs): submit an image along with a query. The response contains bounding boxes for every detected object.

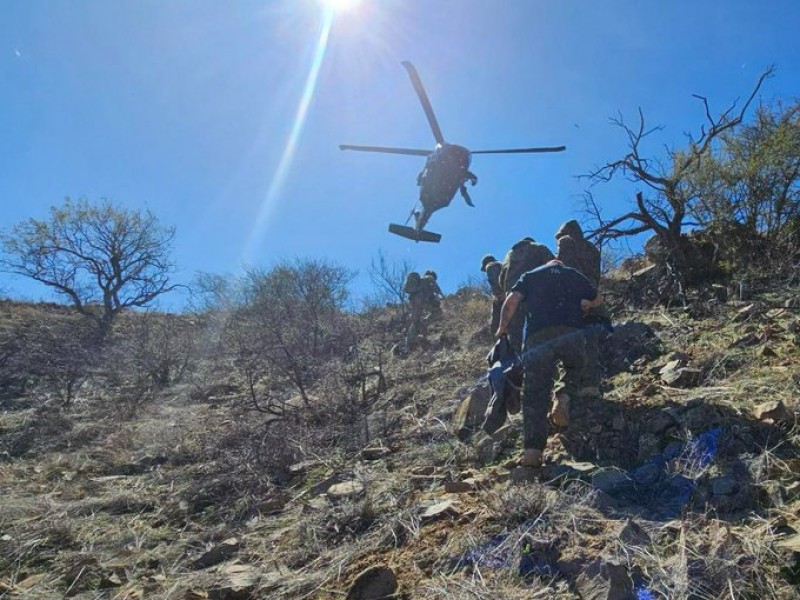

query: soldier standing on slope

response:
[555,220,606,397]
[481,254,504,334]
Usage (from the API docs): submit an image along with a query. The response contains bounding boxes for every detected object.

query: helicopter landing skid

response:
[388,223,441,243]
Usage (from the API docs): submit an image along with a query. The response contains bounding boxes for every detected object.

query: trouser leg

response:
[555,328,587,399]
[506,301,526,353]
[490,299,502,333]
[521,340,556,451]
[581,324,601,390]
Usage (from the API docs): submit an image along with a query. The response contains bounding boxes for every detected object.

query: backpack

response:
[403,272,421,294]
[501,240,554,291]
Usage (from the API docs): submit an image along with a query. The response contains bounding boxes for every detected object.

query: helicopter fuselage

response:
[416,143,473,229]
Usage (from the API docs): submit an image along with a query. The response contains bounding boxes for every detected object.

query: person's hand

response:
[495,326,506,339]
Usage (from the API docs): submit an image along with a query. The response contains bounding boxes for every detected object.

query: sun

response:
[319,0,363,13]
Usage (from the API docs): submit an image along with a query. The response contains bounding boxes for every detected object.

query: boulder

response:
[345,565,398,600]
[443,481,474,494]
[753,400,791,425]
[452,383,492,441]
[591,469,631,495]
[574,560,635,600]
[327,481,365,500]
[420,499,460,521]
[190,538,240,570]
[659,362,702,388]
[361,446,391,461]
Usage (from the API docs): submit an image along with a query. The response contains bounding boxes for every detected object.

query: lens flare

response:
[243,10,334,260]
[320,0,363,13]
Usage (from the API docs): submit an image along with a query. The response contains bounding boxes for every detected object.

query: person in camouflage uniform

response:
[498,238,555,352]
[404,271,426,348]
[481,254,504,333]
[421,270,443,320]
[555,220,605,396]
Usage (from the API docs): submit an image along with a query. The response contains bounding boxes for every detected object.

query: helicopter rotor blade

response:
[339,145,432,156]
[470,146,567,154]
[401,61,446,145]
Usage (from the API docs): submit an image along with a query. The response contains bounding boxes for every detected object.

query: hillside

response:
[1,284,799,599]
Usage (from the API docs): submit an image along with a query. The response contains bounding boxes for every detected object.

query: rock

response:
[444,480,474,493]
[574,560,635,600]
[327,481,365,500]
[420,499,460,521]
[310,473,351,496]
[591,469,631,495]
[361,446,391,461]
[630,463,661,487]
[603,322,661,374]
[618,520,651,546]
[758,345,778,358]
[473,432,499,464]
[490,423,518,447]
[659,362,702,388]
[710,475,738,496]
[753,400,791,424]
[732,303,758,322]
[637,433,662,462]
[509,466,539,484]
[345,565,398,600]
[645,410,676,435]
[190,538,241,570]
[452,383,492,441]
[411,465,436,476]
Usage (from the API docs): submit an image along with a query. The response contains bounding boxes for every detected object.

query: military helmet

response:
[423,270,437,280]
[480,254,496,271]
[556,220,583,239]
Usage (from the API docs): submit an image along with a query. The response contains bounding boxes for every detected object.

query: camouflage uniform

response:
[498,238,555,352]
[481,255,504,333]
[404,272,426,348]
[421,271,443,320]
[556,220,604,394]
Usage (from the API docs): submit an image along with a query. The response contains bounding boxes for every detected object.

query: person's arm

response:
[581,294,604,314]
[496,291,522,338]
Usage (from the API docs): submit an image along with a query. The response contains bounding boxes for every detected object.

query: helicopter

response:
[340,61,566,243]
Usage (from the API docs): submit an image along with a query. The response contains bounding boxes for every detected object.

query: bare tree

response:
[1,198,178,333]
[583,67,774,292]
[366,250,414,311]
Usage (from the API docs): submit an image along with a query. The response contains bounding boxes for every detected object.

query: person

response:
[421,270,443,319]
[498,238,555,353]
[496,259,603,468]
[481,254,504,333]
[555,220,606,396]
[403,271,426,348]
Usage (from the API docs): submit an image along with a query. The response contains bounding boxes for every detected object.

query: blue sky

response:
[1,0,798,308]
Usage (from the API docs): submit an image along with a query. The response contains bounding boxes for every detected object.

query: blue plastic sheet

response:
[636,585,656,600]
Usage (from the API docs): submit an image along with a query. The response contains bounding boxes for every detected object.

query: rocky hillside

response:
[1,285,799,599]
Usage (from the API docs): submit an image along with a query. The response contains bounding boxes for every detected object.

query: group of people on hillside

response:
[401,220,607,469]
[403,270,443,348]
[482,220,606,467]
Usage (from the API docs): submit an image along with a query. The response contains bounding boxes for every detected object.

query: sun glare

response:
[320,0,363,13]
